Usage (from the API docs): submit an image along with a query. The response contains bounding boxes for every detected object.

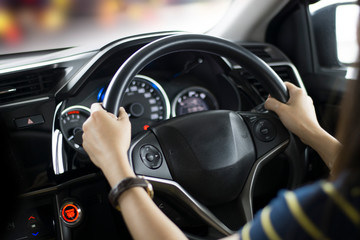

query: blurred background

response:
[0,0,232,55]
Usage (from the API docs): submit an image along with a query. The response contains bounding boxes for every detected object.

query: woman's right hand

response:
[264,82,321,146]
[264,82,341,170]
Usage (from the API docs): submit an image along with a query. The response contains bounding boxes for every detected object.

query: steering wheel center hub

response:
[152,111,255,205]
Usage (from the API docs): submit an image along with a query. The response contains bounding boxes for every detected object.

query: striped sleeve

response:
[238,176,360,240]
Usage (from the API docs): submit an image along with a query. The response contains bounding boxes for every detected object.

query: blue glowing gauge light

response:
[97,87,106,102]
[98,75,170,136]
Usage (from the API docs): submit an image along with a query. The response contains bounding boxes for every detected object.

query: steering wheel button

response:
[146,153,155,162]
[260,128,269,135]
[140,145,162,169]
[248,116,258,123]
[254,119,276,142]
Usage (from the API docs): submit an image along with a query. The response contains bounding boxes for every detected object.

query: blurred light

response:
[5,25,22,44]
[40,7,66,31]
[98,0,122,26]
[127,3,145,20]
[0,9,22,45]
[0,0,232,54]
[53,0,71,10]
[0,10,13,33]
[39,0,71,31]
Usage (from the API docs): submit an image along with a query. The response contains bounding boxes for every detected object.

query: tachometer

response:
[59,105,90,154]
[122,75,170,135]
[172,87,218,117]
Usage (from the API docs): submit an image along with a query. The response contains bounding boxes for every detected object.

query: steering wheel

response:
[102,34,306,237]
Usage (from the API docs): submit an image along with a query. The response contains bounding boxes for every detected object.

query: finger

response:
[284,81,297,90]
[284,82,302,96]
[90,103,115,122]
[264,96,283,112]
[118,107,129,119]
[91,103,105,113]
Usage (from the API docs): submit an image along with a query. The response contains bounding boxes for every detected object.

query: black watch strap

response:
[108,177,154,211]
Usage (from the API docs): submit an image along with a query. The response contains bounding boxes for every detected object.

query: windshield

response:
[0,0,232,55]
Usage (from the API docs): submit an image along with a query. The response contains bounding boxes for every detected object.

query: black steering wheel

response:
[102,34,306,237]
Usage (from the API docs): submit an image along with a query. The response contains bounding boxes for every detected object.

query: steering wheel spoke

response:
[238,132,289,221]
[143,176,235,236]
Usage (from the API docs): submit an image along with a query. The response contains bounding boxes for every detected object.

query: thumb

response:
[118,107,128,118]
[264,96,285,114]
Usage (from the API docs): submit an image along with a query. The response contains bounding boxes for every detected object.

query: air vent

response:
[243,46,273,62]
[0,68,65,104]
[271,65,297,83]
[237,65,297,100]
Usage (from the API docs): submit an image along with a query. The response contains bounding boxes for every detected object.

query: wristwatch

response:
[108,176,154,211]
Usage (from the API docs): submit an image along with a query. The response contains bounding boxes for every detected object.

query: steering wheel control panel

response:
[140,145,163,169]
[242,113,289,158]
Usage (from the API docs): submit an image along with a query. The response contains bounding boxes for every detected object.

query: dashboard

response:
[0,32,304,239]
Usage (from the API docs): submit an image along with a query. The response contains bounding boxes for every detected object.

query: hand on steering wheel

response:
[83,104,135,187]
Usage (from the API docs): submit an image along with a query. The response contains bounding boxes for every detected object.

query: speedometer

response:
[122,75,170,136]
[172,87,218,117]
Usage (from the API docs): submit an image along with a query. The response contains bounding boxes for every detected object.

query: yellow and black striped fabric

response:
[238,173,360,239]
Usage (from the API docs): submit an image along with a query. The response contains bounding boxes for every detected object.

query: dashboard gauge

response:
[59,105,90,154]
[172,87,219,117]
[122,75,170,135]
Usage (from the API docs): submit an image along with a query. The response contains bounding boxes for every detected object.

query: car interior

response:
[0,0,357,239]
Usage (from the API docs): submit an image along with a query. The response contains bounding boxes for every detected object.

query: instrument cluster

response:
[58,73,223,155]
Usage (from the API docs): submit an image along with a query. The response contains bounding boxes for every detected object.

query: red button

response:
[61,203,82,225]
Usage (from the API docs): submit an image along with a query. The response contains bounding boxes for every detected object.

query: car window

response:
[0,0,232,55]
